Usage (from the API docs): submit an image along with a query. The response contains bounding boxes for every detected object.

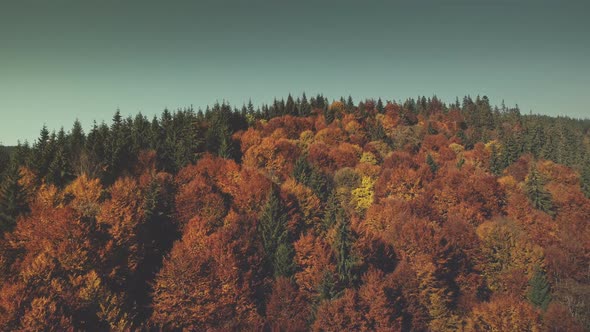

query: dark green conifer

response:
[426,154,439,175]
[526,165,555,217]
[258,186,293,278]
[527,267,551,310]
[0,164,29,233]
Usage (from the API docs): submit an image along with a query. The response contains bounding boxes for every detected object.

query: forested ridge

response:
[0,94,589,331]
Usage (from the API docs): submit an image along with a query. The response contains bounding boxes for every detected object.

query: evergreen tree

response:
[346,95,355,112]
[317,270,339,301]
[69,119,86,155]
[0,164,29,233]
[0,146,10,178]
[526,165,556,217]
[489,145,502,175]
[285,94,297,116]
[376,98,384,113]
[527,267,551,310]
[258,186,293,278]
[293,156,330,203]
[581,158,590,199]
[31,125,54,181]
[47,128,72,187]
[426,154,439,175]
[333,207,357,287]
[322,192,340,232]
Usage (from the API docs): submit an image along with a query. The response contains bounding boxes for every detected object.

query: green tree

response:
[527,267,551,310]
[525,165,555,217]
[333,207,357,287]
[285,94,297,116]
[47,129,73,187]
[31,125,55,181]
[299,93,311,117]
[0,164,29,232]
[581,159,590,199]
[426,154,439,175]
[317,270,339,301]
[489,145,502,175]
[259,186,293,278]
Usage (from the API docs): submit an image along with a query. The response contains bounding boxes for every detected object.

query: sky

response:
[1,0,589,145]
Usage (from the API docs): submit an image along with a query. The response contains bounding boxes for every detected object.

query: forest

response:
[0,94,589,331]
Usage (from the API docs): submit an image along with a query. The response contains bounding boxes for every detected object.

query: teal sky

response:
[1,0,589,145]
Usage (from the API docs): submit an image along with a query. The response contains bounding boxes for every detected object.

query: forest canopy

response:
[0,94,589,331]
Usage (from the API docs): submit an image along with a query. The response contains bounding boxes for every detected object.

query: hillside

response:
[0,95,589,330]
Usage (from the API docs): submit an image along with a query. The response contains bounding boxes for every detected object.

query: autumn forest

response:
[0,94,589,331]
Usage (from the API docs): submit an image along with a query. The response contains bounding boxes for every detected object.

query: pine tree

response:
[0,164,29,232]
[527,267,551,310]
[526,165,555,217]
[258,186,293,278]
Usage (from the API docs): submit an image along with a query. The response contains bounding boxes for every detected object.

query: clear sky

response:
[1,0,589,145]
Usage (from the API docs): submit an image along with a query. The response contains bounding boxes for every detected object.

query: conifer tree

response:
[317,270,339,301]
[426,154,439,175]
[0,164,29,232]
[581,161,590,199]
[259,186,293,278]
[489,145,502,175]
[526,165,555,217]
[333,207,357,287]
[285,94,297,116]
[376,98,384,113]
[527,267,551,310]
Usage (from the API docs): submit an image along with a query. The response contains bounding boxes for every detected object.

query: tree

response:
[0,164,29,232]
[47,128,73,187]
[333,207,357,287]
[527,267,551,310]
[489,144,503,175]
[299,93,311,117]
[285,94,298,116]
[426,154,439,175]
[265,277,308,331]
[525,165,555,217]
[31,125,55,181]
[467,296,542,331]
[581,159,590,198]
[258,186,294,278]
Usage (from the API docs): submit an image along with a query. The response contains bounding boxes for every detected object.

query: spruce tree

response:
[317,270,339,301]
[258,186,293,278]
[376,98,384,113]
[582,161,590,199]
[333,207,357,287]
[426,154,439,175]
[489,145,502,175]
[526,165,556,217]
[527,267,551,310]
[298,93,311,117]
[285,94,297,116]
[0,164,29,233]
